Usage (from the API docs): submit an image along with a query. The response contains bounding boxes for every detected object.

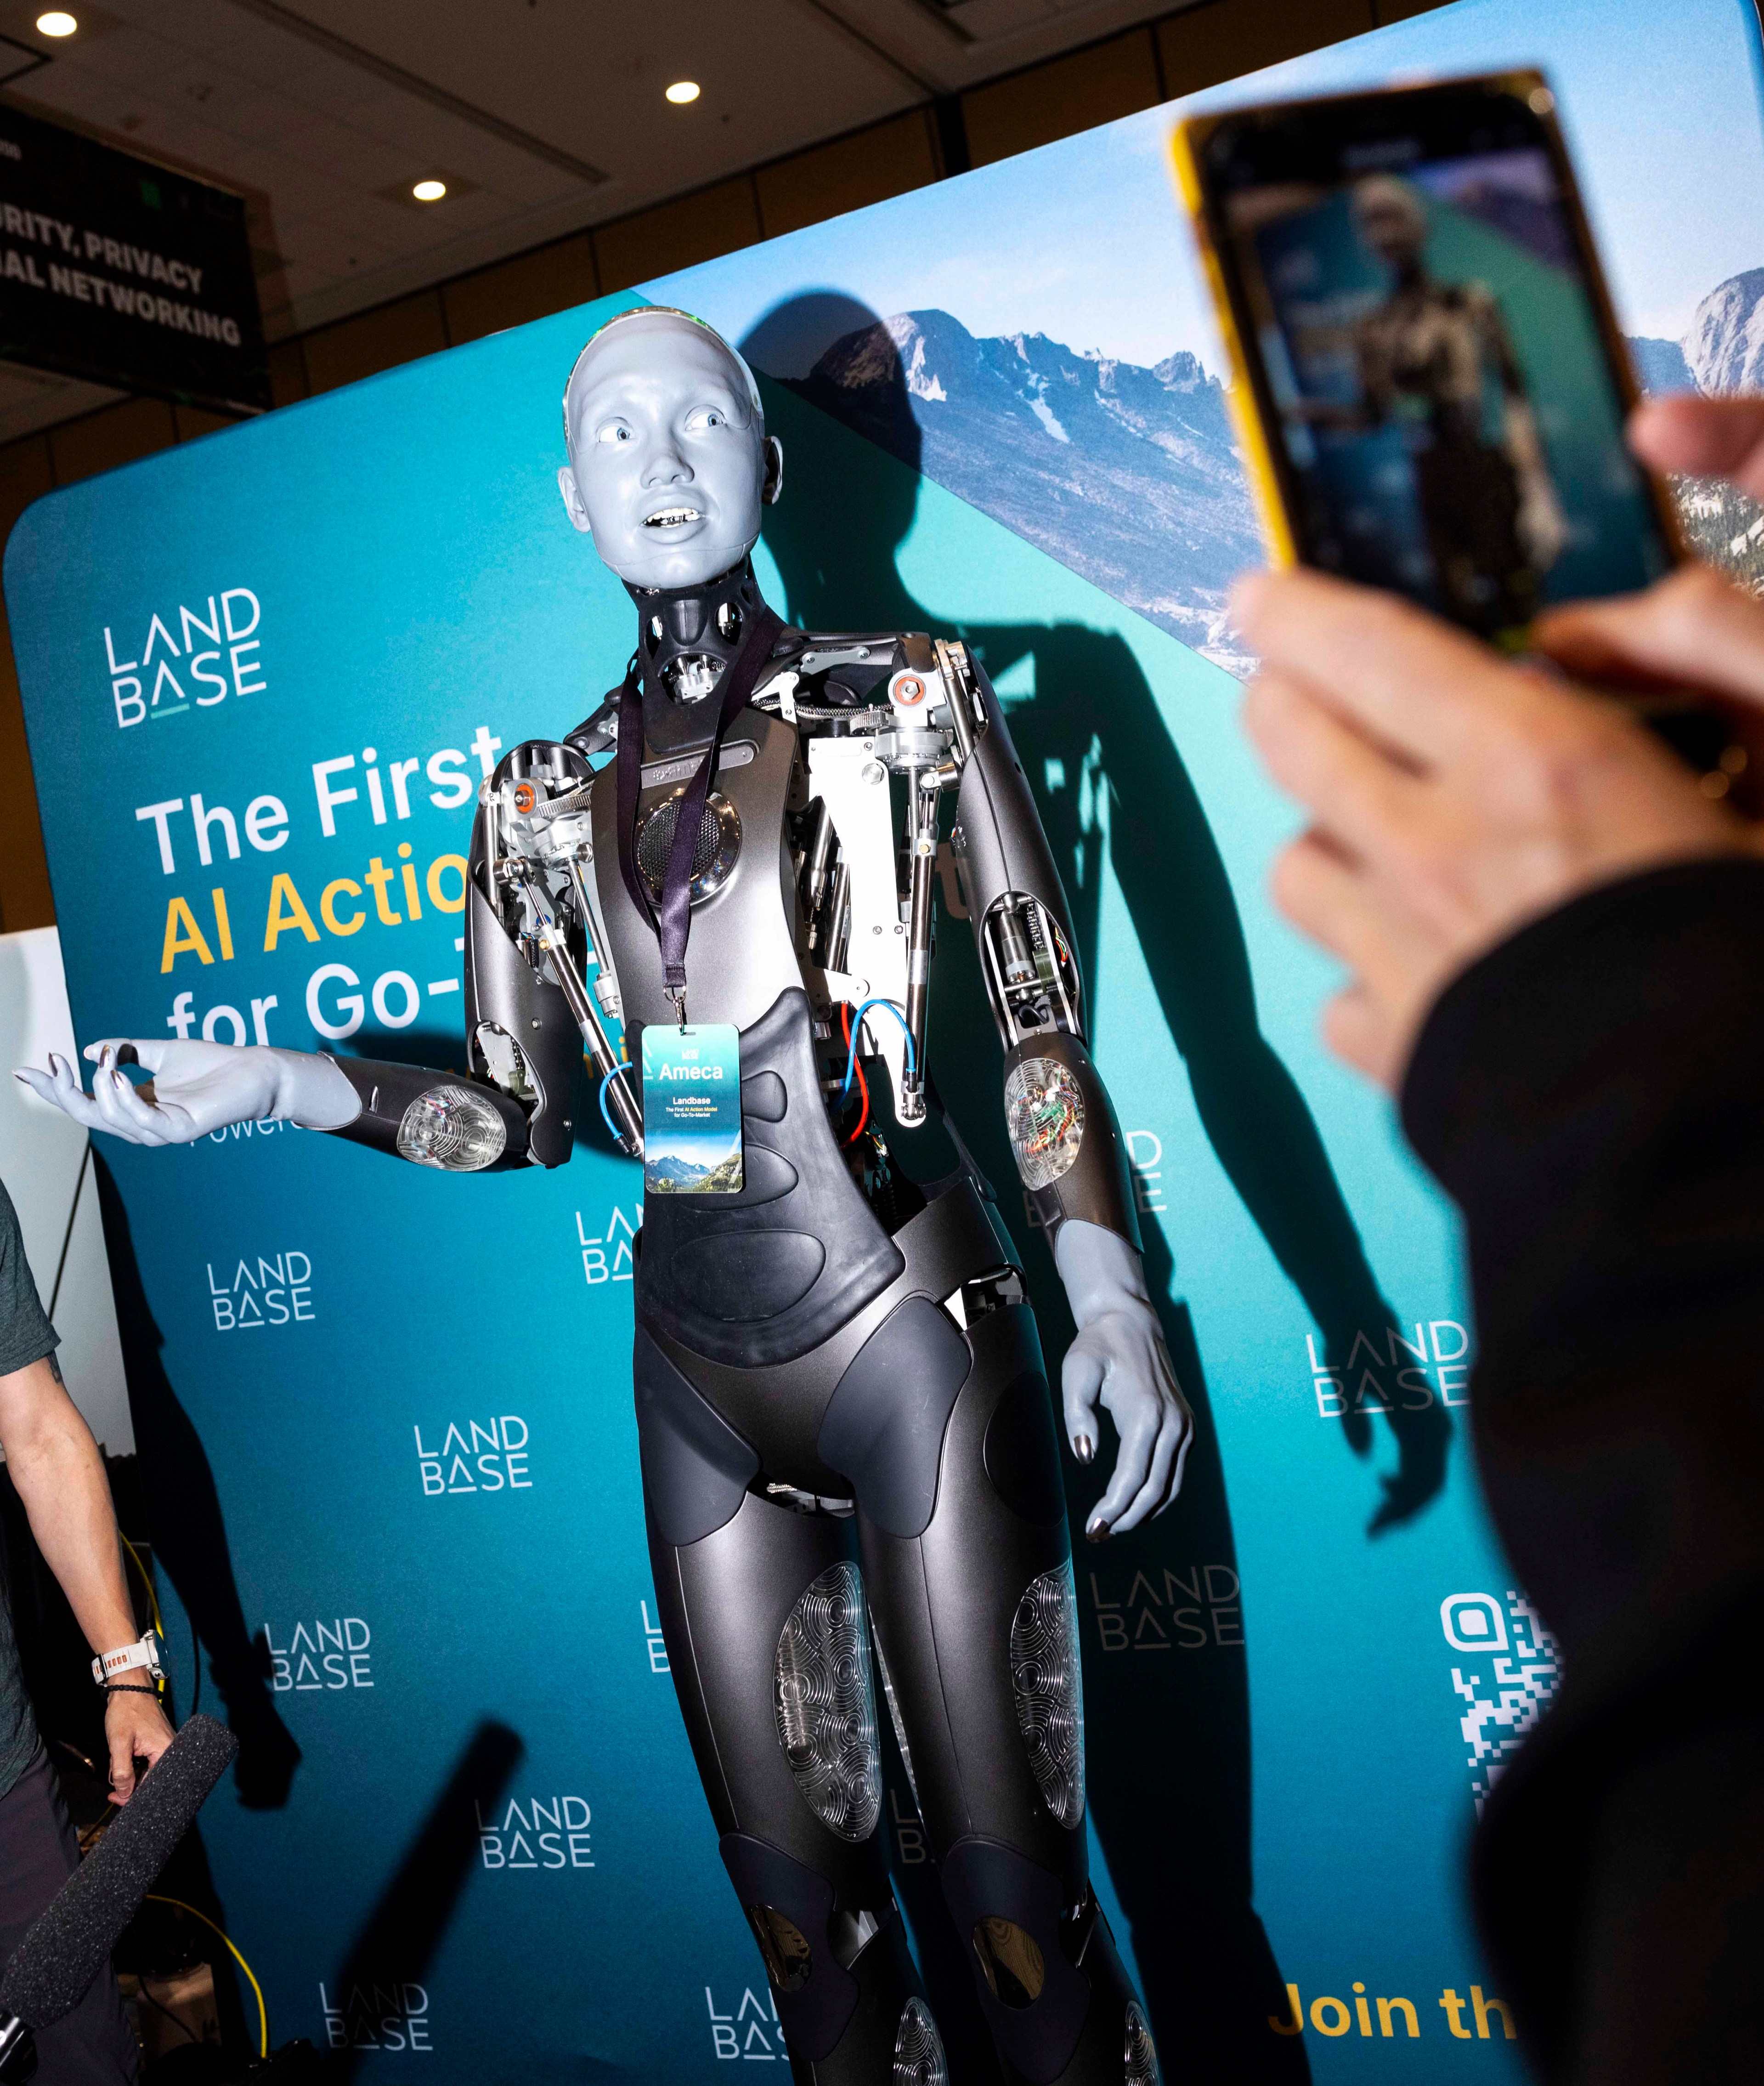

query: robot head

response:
[557,306,784,591]
[1351,175,1430,269]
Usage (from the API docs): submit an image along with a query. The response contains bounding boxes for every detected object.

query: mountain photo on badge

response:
[640,1022,744,1194]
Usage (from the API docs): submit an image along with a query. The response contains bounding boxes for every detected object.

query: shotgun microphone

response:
[0,1714,238,2080]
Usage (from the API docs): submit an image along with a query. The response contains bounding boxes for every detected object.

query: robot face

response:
[1352,175,1429,269]
[558,313,778,590]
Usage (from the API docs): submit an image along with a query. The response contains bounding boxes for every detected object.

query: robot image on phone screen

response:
[1233,144,1671,642]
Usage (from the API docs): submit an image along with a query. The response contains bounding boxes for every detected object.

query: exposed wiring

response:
[118,1536,166,1698]
[839,1005,869,1146]
[839,998,915,1100]
[145,1898,267,2060]
[598,1060,638,1142]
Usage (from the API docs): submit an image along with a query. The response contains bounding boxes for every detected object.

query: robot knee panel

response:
[940,1838,1088,2083]
[719,1833,950,2082]
[721,1833,859,2063]
[940,1842,1161,2086]
[776,1562,882,1842]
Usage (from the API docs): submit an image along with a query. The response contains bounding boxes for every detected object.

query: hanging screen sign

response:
[0,98,269,412]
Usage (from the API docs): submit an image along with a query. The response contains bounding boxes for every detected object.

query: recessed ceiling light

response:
[665,80,701,105]
[36,11,78,35]
[411,178,447,203]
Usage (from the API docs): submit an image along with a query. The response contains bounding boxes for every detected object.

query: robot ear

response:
[762,436,785,508]
[558,465,593,535]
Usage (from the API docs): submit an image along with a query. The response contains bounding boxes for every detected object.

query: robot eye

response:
[595,420,633,446]
[686,405,726,432]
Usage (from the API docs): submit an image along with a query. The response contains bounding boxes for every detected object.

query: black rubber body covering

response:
[322,1057,531,1172]
[818,1298,973,1538]
[637,990,905,1367]
[983,1370,1067,1528]
[633,1328,760,1546]
[939,1837,1089,2085]
[718,1834,859,2063]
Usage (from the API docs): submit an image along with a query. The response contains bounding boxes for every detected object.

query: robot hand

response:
[1053,1219,1194,1541]
[13,1039,359,1146]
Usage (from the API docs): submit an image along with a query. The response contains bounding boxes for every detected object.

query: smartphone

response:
[1174,72,1682,649]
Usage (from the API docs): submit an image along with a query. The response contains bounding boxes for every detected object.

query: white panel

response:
[0,928,134,1455]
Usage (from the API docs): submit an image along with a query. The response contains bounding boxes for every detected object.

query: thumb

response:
[1630,393,1764,500]
[107,1723,137,1805]
[1061,1339,1105,1465]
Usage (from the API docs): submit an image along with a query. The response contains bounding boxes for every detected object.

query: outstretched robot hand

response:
[1055,1219,1194,1540]
[15,1039,358,1144]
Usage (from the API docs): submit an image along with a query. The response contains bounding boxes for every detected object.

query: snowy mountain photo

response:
[789,310,1260,672]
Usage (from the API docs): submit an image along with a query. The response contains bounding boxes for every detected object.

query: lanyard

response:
[614,606,783,1022]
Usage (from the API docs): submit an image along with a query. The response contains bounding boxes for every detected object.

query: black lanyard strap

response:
[615,606,784,1015]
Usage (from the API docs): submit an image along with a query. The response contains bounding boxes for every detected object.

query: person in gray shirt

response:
[0,1175,171,2080]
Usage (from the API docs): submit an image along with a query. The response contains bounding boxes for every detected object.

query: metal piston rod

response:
[516,871,643,1154]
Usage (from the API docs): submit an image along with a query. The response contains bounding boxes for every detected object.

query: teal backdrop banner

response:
[8,0,1763,2076]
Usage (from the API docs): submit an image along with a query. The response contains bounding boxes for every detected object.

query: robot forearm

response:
[1003,1032,1141,1253]
[318,1056,533,1172]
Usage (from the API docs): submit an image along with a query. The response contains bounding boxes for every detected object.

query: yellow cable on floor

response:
[144,1896,267,2058]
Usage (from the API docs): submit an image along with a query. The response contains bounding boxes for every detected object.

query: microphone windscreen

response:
[0,1714,237,2031]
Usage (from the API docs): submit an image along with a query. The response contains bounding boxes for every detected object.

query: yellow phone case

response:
[1169,74,1685,584]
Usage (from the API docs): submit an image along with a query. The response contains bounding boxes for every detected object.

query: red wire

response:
[840,1003,870,1145]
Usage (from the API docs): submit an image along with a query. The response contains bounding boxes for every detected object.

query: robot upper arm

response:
[944,646,1139,1249]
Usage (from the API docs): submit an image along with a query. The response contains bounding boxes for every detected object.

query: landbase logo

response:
[414,1416,531,1495]
[475,1795,594,1871]
[206,1248,312,1330]
[319,1981,430,2052]
[576,1202,639,1286]
[706,1984,784,2062]
[1305,1321,1471,1418]
[266,1617,372,1693]
[1270,1980,1515,2043]
[1086,1563,1242,1653]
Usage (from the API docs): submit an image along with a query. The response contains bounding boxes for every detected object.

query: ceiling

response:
[0,0,1184,439]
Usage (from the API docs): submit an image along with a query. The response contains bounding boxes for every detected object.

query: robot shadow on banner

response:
[744,291,1450,2080]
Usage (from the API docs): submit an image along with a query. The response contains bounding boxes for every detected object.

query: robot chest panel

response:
[590,711,803,1033]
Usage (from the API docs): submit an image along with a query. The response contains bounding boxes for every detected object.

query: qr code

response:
[1440,1591,1562,1812]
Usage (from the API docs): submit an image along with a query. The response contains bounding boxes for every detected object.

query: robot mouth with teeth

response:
[24,303,1191,2086]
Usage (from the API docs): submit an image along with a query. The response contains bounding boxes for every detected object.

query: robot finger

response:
[14,1060,106,1134]
[1109,1408,1182,1535]
[86,1037,161,1072]
[1156,1413,1196,1514]
[91,1066,165,1146]
[1088,1401,1159,1537]
[1059,1343,1106,1463]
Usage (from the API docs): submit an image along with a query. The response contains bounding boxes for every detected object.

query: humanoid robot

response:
[23,308,1190,2086]
[1331,175,1568,635]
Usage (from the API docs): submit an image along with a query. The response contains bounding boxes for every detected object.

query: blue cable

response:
[841,997,916,1099]
[599,1061,638,1142]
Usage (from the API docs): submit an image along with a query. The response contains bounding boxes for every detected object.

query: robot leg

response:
[839,1301,1161,2086]
[636,1330,946,2086]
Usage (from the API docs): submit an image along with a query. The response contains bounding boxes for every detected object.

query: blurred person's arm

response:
[0,1355,174,1802]
[1231,391,1764,1674]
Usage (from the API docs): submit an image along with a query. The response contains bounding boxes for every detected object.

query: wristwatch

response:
[92,1630,163,1687]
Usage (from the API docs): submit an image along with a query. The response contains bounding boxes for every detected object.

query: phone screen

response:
[1208,84,1674,641]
